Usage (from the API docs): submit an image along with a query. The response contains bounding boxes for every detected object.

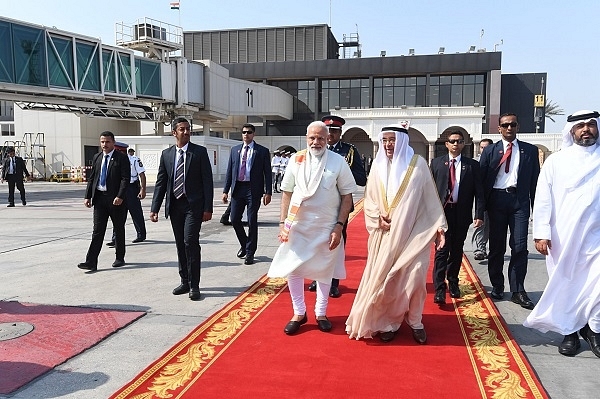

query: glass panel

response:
[383,87,393,107]
[298,80,308,90]
[322,80,329,89]
[137,58,161,97]
[406,77,417,86]
[350,87,360,108]
[417,76,426,85]
[320,88,329,112]
[307,88,315,112]
[394,86,405,105]
[429,85,439,106]
[308,80,315,89]
[416,85,426,106]
[0,21,14,83]
[118,52,132,95]
[475,74,484,84]
[394,77,405,86]
[339,87,350,107]
[47,35,73,88]
[12,24,47,86]
[451,84,462,106]
[475,83,484,104]
[383,77,393,86]
[329,88,339,108]
[361,78,369,87]
[373,87,382,108]
[405,86,416,106]
[373,78,383,87]
[451,75,463,84]
[102,50,116,93]
[350,79,360,88]
[463,75,475,84]
[340,79,350,88]
[430,76,439,85]
[439,85,451,106]
[463,84,475,105]
[440,75,451,85]
[361,87,369,108]
[77,41,100,91]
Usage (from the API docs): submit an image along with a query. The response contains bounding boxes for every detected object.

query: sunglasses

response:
[241,130,254,134]
[447,139,465,144]
[500,122,518,128]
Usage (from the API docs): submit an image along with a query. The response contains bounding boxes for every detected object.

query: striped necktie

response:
[173,149,185,199]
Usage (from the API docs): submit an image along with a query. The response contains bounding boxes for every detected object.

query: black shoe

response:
[579,324,600,358]
[237,248,247,258]
[490,286,504,300]
[220,217,231,225]
[317,317,332,332]
[329,286,341,298]
[189,288,201,301]
[112,259,125,268]
[77,262,97,271]
[22,200,26,206]
[412,328,427,344]
[172,283,190,295]
[511,291,535,310]
[379,330,397,342]
[7,203,15,207]
[284,314,307,335]
[434,289,446,304]
[558,332,581,356]
[106,241,115,247]
[308,281,317,292]
[132,237,145,243]
[449,282,461,298]
[244,254,254,265]
[473,252,486,260]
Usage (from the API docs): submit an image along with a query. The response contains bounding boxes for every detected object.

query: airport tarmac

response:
[0,182,598,398]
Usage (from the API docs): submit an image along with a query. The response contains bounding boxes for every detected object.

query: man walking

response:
[268,121,356,334]
[222,123,272,265]
[77,131,130,272]
[472,138,493,260]
[479,113,540,309]
[308,115,367,298]
[150,117,214,301]
[1,146,31,206]
[524,110,600,357]
[431,130,484,304]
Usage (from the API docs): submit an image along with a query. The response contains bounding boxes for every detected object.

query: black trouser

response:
[6,174,26,204]
[169,195,203,289]
[230,181,261,256]
[112,182,146,241]
[433,204,469,292]
[86,192,127,264]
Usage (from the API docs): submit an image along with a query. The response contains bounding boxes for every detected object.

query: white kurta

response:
[267,151,357,282]
[524,143,600,334]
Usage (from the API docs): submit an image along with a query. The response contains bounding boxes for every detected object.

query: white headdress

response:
[373,123,414,196]
[561,110,600,148]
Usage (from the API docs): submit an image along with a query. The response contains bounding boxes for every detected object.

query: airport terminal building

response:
[0,18,556,182]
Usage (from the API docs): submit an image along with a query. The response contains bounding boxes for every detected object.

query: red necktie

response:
[499,142,513,173]
[448,159,456,202]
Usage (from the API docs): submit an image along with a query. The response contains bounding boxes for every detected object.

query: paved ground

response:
[0,181,597,398]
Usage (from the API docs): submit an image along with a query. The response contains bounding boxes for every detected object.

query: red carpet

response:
[112,203,547,399]
[0,301,145,394]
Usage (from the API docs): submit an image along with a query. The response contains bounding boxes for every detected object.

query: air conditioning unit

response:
[134,23,166,41]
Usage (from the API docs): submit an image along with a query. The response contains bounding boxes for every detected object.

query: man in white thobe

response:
[268,121,356,335]
[345,125,446,344]
[524,110,600,358]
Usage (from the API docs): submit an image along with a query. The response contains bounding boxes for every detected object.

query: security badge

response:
[137,159,143,168]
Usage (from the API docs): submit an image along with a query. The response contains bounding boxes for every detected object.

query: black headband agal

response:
[567,111,600,122]
[381,126,408,134]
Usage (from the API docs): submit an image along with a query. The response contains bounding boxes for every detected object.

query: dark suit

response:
[2,155,30,205]
[431,155,484,292]
[480,139,540,293]
[84,150,130,264]
[223,142,272,257]
[151,143,214,289]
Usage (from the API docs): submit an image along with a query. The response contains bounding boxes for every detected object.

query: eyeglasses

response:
[500,122,518,128]
[447,139,465,144]
[241,130,254,134]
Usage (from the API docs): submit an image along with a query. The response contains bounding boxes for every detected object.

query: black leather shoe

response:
[329,286,341,298]
[284,314,307,335]
[434,289,446,304]
[22,200,26,206]
[558,332,581,356]
[379,330,397,342]
[473,252,486,260]
[412,328,427,344]
[449,282,461,298]
[490,286,504,300]
[112,259,125,268]
[317,317,332,332]
[77,262,97,271]
[132,237,145,243]
[237,248,247,258]
[7,203,15,207]
[106,241,115,247]
[244,254,254,265]
[579,324,600,358]
[189,289,201,301]
[308,281,317,291]
[511,291,535,310]
[220,216,231,225]
[172,283,190,295]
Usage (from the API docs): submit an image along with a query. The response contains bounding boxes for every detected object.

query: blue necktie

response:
[100,154,109,187]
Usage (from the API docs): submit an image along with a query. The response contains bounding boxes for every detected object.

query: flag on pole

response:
[170,1,180,9]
